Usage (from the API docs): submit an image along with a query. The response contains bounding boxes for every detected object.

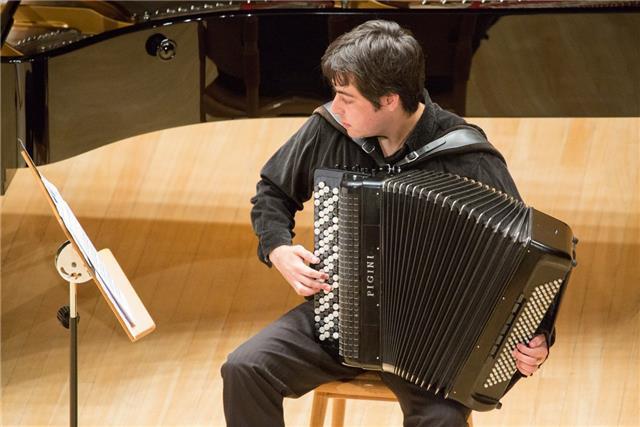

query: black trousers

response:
[221,301,470,427]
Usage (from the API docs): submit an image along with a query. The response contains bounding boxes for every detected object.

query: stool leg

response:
[310,391,328,427]
[331,398,346,427]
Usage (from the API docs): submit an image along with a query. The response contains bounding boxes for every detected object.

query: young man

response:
[222,20,550,427]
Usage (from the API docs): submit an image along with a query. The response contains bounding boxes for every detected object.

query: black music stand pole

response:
[55,241,91,427]
[70,281,78,427]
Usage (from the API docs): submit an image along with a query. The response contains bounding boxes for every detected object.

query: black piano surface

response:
[1,1,639,193]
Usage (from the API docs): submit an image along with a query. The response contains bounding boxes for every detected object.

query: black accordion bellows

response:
[312,168,576,411]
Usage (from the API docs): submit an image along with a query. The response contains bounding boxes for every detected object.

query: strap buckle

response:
[404,151,419,163]
[361,141,376,154]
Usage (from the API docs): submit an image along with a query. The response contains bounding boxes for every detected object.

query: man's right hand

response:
[269,245,330,296]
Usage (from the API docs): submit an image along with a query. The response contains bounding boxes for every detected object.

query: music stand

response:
[18,141,155,426]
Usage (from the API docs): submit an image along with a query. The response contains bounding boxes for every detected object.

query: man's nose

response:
[332,96,344,116]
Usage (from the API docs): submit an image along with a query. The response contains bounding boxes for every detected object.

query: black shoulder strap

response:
[314,102,503,169]
[395,126,504,168]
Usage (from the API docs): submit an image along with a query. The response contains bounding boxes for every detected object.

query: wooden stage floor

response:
[2,117,638,426]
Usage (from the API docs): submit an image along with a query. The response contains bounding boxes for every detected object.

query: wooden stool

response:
[309,372,473,427]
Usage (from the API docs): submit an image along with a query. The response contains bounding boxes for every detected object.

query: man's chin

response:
[345,128,364,139]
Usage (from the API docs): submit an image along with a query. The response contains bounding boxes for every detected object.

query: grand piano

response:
[1,0,638,193]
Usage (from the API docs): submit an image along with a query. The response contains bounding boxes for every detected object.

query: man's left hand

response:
[513,334,548,377]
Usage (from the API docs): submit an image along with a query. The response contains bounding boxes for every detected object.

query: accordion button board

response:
[313,180,341,343]
[312,168,577,412]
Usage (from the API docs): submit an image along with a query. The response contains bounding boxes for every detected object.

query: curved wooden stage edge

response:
[2,117,638,426]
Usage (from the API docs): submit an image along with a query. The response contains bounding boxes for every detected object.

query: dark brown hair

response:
[321,20,425,113]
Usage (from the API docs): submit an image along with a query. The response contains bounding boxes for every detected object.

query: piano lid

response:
[2,0,638,60]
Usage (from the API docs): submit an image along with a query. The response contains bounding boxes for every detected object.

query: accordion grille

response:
[338,188,360,359]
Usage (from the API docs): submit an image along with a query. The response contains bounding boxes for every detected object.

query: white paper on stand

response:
[41,177,134,327]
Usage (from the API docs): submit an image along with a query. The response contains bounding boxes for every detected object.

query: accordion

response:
[311,168,576,411]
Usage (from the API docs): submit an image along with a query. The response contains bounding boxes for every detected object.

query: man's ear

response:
[380,93,400,111]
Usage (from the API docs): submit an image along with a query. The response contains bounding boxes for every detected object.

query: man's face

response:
[330,82,387,139]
